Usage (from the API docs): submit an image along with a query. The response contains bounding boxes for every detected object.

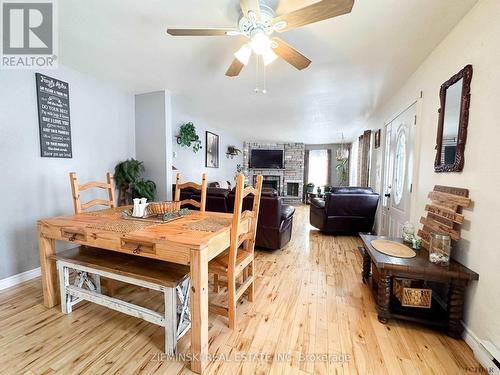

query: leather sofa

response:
[171,185,295,250]
[228,188,295,250]
[173,186,230,212]
[309,187,379,234]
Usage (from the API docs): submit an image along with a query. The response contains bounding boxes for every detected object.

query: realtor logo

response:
[1,0,58,69]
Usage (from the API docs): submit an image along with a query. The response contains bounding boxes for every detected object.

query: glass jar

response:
[429,233,451,266]
[402,222,415,243]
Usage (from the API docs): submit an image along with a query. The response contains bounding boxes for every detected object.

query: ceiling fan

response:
[167,0,354,77]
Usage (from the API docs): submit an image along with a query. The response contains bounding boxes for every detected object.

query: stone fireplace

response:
[244,142,305,205]
[285,181,300,197]
[255,175,281,191]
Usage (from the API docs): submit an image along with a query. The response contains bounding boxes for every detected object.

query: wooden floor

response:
[0,206,480,375]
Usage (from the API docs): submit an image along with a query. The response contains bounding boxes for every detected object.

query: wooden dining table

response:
[37,207,245,374]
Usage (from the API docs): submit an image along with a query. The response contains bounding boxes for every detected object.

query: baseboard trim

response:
[0,267,41,291]
[463,323,500,375]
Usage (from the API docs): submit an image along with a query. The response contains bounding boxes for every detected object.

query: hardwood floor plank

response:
[0,205,481,374]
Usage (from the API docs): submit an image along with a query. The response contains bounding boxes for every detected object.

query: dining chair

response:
[174,173,207,211]
[208,174,263,329]
[69,172,116,214]
[68,171,117,294]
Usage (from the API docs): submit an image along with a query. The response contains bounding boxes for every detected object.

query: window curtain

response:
[356,130,372,187]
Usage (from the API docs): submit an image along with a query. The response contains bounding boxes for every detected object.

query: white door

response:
[380,103,416,237]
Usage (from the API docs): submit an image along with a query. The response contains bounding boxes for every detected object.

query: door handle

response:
[384,193,391,198]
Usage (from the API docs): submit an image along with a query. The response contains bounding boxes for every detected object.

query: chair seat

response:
[52,246,189,288]
[208,249,253,275]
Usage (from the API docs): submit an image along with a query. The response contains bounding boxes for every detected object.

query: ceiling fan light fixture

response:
[250,31,271,55]
[262,47,277,66]
[234,44,252,65]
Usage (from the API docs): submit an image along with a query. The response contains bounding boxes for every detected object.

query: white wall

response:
[366,0,500,351]
[135,91,173,201]
[0,65,135,280]
[171,96,243,187]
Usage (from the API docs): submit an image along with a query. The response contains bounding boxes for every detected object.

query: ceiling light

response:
[250,31,271,55]
[234,44,252,65]
[262,47,277,66]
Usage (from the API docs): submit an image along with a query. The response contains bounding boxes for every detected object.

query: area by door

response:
[380,103,416,237]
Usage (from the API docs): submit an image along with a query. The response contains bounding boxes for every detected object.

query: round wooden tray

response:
[370,239,416,258]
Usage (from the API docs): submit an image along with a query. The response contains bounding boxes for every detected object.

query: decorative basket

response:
[147,201,177,216]
[393,278,432,309]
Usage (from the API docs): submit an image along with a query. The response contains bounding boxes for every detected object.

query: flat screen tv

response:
[249,149,284,169]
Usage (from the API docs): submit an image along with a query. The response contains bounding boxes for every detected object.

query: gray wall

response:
[135,91,173,201]
[305,143,351,187]
[171,96,243,186]
[0,66,135,280]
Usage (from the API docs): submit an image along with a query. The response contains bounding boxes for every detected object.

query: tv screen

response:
[250,149,284,169]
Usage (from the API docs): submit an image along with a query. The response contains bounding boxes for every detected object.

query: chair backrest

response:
[69,172,116,214]
[174,173,207,212]
[228,174,263,269]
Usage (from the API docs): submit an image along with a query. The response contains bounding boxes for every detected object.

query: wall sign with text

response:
[35,73,72,158]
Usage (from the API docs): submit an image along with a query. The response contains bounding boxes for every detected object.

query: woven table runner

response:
[86,219,159,234]
[83,207,128,216]
[184,217,232,232]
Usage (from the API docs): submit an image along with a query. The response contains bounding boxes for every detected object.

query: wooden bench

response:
[52,246,191,354]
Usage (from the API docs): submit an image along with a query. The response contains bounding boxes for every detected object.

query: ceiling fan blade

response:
[240,0,261,21]
[272,38,311,70]
[225,59,245,77]
[167,28,238,36]
[272,0,354,32]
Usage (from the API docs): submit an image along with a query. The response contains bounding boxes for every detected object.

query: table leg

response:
[190,248,209,374]
[361,248,371,283]
[377,271,391,324]
[447,279,466,338]
[38,232,59,308]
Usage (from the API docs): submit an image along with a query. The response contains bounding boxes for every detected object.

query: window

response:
[308,149,329,187]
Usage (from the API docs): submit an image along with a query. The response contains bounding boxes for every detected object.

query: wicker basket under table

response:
[393,278,432,309]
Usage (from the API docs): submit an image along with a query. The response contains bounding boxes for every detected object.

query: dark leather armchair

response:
[192,188,230,212]
[171,185,230,211]
[310,187,379,234]
[229,188,295,250]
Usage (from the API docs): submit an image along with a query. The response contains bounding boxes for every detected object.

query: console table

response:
[359,233,479,338]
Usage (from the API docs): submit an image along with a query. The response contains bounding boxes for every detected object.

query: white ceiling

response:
[59,0,478,143]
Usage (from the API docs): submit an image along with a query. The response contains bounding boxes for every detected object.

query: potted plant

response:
[336,158,349,187]
[306,182,315,193]
[114,159,156,205]
[226,145,241,159]
[176,122,202,153]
